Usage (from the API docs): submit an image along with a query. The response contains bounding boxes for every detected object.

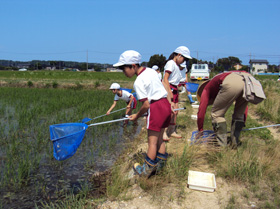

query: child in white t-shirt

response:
[106,83,137,117]
[152,65,162,81]
[162,46,192,141]
[179,62,195,104]
[113,50,172,178]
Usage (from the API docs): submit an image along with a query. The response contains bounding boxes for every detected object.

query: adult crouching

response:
[196,71,251,148]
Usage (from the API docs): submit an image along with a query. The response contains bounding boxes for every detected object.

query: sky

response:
[0,0,280,65]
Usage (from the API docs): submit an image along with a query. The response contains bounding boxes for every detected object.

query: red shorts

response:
[147,98,171,132]
[126,97,137,109]
[170,84,179,103]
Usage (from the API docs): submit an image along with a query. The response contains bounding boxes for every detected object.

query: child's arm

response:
[185,72,188,83]
[162,73,172,104]
[129,100,149,121]
[106,101,117,115]
[127,95,134,109]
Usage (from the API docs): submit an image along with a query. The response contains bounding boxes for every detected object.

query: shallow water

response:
[1,120,144,209]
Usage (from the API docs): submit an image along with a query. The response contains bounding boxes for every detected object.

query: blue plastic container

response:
[185,83,199,93]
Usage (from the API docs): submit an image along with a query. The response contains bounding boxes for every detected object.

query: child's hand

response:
[126,105,131,109]
[106,111,110,115]
[128,114,137,121]
[195,131,204,140]
[171,102,175,112]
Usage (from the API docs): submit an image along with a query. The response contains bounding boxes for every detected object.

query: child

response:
[106,83,137,118]
[162,46,192,141]
[113,50,171,178]
[152,65,162,81]
[179,62,196,104]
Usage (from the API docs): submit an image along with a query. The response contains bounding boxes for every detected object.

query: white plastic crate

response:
[191,104,199,108]
[191,115,197,120]
[188,170,216,192]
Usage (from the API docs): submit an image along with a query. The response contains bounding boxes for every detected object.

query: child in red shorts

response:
[113,50,172,178]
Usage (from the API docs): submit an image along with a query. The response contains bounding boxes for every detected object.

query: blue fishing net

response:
[49,123,88,161]
[190,130,215,144]
[120,88,132,93]
[132,92,138,100]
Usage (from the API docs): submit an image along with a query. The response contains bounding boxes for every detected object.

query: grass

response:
[100,75,280,208]
[0,70,136,89]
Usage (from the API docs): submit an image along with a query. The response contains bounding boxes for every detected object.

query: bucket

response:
[185,83,199,93]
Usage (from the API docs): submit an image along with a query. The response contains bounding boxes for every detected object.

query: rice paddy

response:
[0,75,140,208]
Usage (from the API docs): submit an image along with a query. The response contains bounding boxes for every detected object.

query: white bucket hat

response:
[152,65,159,70]
[174,46,192,59]
[109,83,120,90]
[113,50,142,67]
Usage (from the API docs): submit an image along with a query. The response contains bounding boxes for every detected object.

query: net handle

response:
[88,107,186,127]
[88,117,129,127]
[92,107,127,120]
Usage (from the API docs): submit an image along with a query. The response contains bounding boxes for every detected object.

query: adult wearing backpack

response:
[196,71,250,148]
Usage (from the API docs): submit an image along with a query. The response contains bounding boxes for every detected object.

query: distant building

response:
[249,59,268,75]
[45,67,56,71]
[107,68,122,72]
[18,68,27,71]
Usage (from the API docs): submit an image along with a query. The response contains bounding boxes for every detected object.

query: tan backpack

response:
[234,72,266,104]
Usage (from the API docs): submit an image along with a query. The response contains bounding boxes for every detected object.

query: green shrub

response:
[27,81,33,87]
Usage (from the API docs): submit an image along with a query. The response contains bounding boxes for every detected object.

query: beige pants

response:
[211,73,248,124]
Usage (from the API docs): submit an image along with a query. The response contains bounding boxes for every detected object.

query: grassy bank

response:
[89,75,280,208]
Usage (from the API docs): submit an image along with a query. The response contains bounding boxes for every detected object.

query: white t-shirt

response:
[158,72,162,81]
[180,67,187,83]
[114,90,132,102]
[134,67,167,103]
[163,60,182,86]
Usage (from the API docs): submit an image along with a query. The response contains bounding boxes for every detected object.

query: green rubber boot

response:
[212,121,228,147]
[230,120,244,149]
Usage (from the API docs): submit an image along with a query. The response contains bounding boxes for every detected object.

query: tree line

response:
[0,56,279,72]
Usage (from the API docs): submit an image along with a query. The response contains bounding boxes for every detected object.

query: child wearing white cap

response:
[179,62,195,104]
[162,46,192,140]
[106,83,137,119]
[113,50,172,178]
[152,65,162,81]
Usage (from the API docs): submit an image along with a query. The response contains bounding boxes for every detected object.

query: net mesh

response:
[49,123,88,161]
[190,130,216,144]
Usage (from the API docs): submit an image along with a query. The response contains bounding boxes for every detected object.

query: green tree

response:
[147,54,166,72]
[216,56,242,71]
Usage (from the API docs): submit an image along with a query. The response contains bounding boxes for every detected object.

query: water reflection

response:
[1,119,144,208]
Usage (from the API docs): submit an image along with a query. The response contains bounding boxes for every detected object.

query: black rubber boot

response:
[230,120,245,149]
[212,122,228,147]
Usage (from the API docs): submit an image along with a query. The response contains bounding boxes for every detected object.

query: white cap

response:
[109,83,120,89]
[113,50,142,67]
[174,46,192,59]
[180,61,187,68]
[152,65,159,70]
